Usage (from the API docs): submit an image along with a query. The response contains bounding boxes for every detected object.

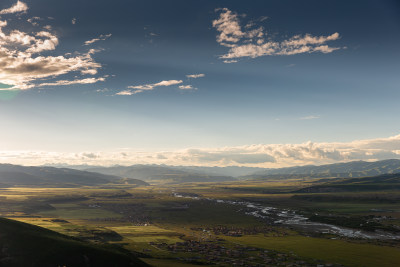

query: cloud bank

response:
[212,8,340,62]
[2,134,400,167]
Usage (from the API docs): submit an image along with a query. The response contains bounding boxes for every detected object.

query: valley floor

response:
[1,179,400,266]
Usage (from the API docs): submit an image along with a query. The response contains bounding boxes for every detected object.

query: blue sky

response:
[0,0,400,167]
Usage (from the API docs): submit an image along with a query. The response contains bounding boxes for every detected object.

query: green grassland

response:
[1,179,400,266]
[223,234,400,267]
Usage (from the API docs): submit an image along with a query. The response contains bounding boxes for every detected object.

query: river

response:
[172,192,400,240]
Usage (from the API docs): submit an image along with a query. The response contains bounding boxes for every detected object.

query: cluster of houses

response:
[152,240,317,266]
[189,225,289,237]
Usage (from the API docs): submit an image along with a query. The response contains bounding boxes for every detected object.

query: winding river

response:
[173,192,400,240]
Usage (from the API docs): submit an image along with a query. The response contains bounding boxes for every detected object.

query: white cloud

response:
[179,85,196,90]
[27,16,42,26]
[223,59,238,64]
[37,76,106,87]
[120,79,183,95]
[0,5,105,90]
[3,134,400,168]
[84,34,112,45]
[0,1,28,15]
[186,74,205,79]
[95,88,109,93]
[115,90,136,96]
[212,8,340,62]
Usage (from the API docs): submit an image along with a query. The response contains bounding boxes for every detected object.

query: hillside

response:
[0,217,147,267]
[243,159,400,180]
[0,164,149,187]
[86,165,235,183]
[294,173,400,193]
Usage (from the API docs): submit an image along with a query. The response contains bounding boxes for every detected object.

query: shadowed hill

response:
[0,164,149,187]
[294,173,400,193]
[0,217,148,267]
[86,165,235,183]
[243,159,400,180]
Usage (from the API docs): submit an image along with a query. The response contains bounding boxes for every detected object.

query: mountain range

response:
[0,164,148,187]
[86,165,235,183]
[243,159,400,180]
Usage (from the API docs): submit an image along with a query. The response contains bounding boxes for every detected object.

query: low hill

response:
[294,173,400,193]
[86,165,235,183]
[0,164,148,187]
[243,159,400,180]
[0,217,147,266]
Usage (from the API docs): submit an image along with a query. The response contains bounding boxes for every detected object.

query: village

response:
[151,239,338,266]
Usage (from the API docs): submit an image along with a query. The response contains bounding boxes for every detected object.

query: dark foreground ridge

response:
[0,217,148,267]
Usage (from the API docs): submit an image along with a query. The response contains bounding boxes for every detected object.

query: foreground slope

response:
[0,217,148,267]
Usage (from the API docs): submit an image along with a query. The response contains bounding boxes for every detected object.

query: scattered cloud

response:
[212,8,341,62]
[37,77,106,87]
[3,134,400,167]
[115,90,136,96]
[300,115,320,120]
[179,85,196,90]
[95,88,109,93]
[119,79,183,95]
[186,74,205,79]
[71,17,76,25]
[0,1,28,15]
[223,59,238,64]
[84,33,112,45]
[0,2,105,90]
[27,16,42,26]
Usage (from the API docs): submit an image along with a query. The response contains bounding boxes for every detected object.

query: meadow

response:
[1,179,400,266]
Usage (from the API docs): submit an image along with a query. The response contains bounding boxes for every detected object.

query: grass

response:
[141,258,208,267]
[2,182,400,266]
[223,234,400,267]
[39,206,123,219]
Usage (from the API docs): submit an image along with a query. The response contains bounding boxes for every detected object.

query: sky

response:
[0,0,400,167]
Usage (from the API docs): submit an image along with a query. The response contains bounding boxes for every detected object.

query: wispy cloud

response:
[223,59,238,64]
[116,90,136,96]
[84,33,112,45]
[186,74,205,79]
[118,80,183,95]
[212,8,341,62]
[179,85,196,90]
[37,77,106,87]
[0,1,28,15]
[3,134,400,167]
[300,115,320,120]
[0,5,104,90]
[27,16,42,26]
